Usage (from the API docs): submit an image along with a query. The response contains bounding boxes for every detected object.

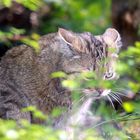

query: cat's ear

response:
[58,28,75,46]
[58,28,89,53]
[102,28,122,52]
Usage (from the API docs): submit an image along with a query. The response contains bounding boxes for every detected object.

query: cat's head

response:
[58,28,121,72]
[57,28,122,97]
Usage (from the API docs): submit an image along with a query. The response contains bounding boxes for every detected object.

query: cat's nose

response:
[83,88,100,97]
[95,88,104,95]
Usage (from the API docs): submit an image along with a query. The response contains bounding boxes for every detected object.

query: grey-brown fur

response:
[0,28,121,124]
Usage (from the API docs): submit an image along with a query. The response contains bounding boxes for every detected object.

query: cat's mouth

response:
[65,71,112,98]
[82,88,111,98]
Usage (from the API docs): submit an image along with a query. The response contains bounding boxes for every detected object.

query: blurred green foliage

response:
[39,0,111,33]
[0,0,111,49]
[0,0,44,10]
[0,119,68,140]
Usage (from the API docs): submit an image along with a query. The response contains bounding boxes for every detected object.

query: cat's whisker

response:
[109,92,122,106]
[72,95,86,106]
[113,91,129,98]
[111,91,122,103]
[112,92,122,100]
[113,88,127,92]
[107,95,115,109]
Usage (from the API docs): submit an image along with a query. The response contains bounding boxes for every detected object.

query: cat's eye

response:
[69,55,81,61]
[72,55,81,59]
[104,72,113,79]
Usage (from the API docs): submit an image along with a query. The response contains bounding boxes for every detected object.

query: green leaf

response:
[81,71,95,79]
[22,106,46,120]
[2,0,12,7]
[10,27,25,35]
[135,41,140,48]
[51,107,66,117]
[62,79,79,89]
[51,71,67,78]
[123,102,134,113]
[22,38,40,53]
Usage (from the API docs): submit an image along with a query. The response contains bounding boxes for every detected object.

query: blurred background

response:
[0,0,139,58]
[0,0,140,139]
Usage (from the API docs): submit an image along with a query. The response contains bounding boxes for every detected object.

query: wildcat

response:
[0,28,121,125]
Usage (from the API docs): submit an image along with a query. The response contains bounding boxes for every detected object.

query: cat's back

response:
[0,45,35,67]
[0,44,39,97]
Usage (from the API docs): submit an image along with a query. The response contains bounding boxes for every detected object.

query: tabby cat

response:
[0,28,121,125]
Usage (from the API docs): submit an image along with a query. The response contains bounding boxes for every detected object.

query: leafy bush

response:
[0,0,111,50]
[0,42,139,140]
